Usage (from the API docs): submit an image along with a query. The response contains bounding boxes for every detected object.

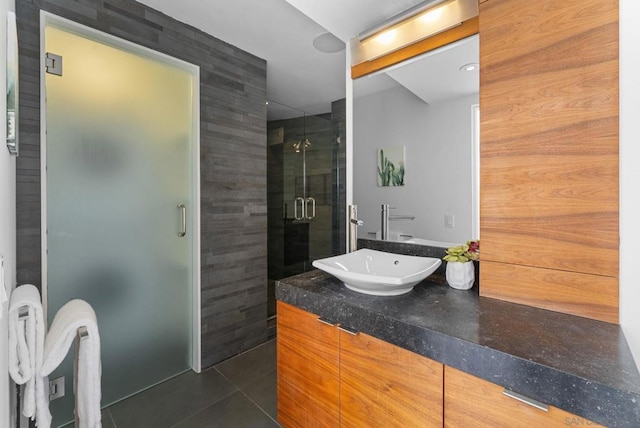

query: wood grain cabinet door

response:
[479,0,619,323]
[339,330,444,428]
[277,302,340,428]
[444,366,604,427]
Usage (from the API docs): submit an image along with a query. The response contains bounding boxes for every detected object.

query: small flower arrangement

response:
[443,240,479,263]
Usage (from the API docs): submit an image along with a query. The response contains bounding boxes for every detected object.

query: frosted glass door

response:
[45,24,195,425]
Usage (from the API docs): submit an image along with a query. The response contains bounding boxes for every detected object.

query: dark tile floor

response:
[99,339,279,428]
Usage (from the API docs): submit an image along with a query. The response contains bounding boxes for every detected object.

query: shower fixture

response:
[293,138,311,153]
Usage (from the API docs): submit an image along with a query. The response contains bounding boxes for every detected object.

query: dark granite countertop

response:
[276,268,640,427]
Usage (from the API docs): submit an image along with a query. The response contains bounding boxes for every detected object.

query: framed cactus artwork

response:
[377,146,405,187]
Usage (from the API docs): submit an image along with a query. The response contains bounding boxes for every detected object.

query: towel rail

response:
[74,326,89,427]
[17,307,88,340]
[77,326,89,340]
[18,305,29,319]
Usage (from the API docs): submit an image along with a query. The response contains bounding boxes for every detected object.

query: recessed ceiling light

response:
[460,63,479,72]
[312,32,345,53]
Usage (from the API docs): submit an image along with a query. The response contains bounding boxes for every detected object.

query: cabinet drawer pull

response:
[503,389,548,412]
[338,325,359,335]
[317,317,337,327]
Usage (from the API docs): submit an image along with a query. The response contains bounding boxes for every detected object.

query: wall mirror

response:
[352,34,479,246]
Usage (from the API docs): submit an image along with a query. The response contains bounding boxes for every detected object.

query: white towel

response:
[8,284,52,428]
[42,299,101,428]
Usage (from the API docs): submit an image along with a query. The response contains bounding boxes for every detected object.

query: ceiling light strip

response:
[350,0,478,67]
[357,0,452,41]
[351,16,478,79]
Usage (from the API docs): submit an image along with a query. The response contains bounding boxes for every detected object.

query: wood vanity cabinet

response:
[340,328,443,427]
[444,366,603,427]
[277,302,443,427]
[278,302,607,426]
[277,302,340,427]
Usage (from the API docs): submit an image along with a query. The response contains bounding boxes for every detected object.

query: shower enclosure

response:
[267,101,346,318]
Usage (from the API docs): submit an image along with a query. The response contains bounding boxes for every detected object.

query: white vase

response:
[446,262,475,290]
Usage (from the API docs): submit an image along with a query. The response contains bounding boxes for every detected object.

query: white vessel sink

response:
[312,249,441,296]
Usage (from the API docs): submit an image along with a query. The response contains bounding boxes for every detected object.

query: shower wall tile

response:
[16,0,268,368]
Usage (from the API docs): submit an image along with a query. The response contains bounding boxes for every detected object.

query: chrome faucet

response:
[381,204,415,240]
[349,205,364,252]
[381,204,393,240]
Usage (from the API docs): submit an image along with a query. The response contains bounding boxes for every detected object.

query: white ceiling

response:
[136,0,348,117]
[283,0,427,42]
[136,0,477,117]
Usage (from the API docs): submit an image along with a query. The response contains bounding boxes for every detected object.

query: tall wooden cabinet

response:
[277,302,443,428]
[479,0,619,323]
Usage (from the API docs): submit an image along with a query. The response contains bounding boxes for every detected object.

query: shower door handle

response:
[294,197,305,220]
[178,204,186,237]
[305,197,316,220]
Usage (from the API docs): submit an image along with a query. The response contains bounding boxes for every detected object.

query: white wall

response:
[620,0,640,370]
[1,0,17,426]
[354,85,477,244]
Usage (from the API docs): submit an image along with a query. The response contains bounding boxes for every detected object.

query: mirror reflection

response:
[353,35,479,246]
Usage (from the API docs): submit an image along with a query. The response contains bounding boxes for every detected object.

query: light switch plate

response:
[445,214,455,228]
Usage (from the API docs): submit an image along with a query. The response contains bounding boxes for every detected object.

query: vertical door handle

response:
[294,197,305,220]
[178,204,186,237]
[306,197,316,220]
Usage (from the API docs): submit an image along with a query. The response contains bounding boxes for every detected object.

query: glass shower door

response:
[267,102,340,317]
[302,114,337,264]
[44,22,195,425]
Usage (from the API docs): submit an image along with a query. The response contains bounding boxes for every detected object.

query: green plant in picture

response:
[377,149,405,186]
[392,163,405,186]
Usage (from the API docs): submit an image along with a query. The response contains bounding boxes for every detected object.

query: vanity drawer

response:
[444,366,604,427]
